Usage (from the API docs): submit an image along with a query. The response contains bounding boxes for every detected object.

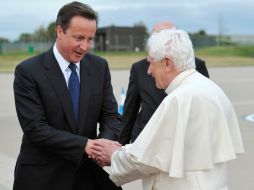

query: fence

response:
[1,35,253,54]
[0,42,53,54]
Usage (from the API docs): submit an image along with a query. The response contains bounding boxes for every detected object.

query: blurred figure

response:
[119,21,209,145]
[91,28,244,190]
[13,2,121,190]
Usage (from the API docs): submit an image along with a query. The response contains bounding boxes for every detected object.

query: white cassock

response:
[109,69,244,190]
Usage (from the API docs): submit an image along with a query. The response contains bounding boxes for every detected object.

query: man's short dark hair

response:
[56,1,98,32]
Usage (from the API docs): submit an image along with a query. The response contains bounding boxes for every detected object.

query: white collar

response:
[53,43,80,72]
[165,69,196,94]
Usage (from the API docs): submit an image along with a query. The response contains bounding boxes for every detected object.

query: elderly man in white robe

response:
[89,28,244,190]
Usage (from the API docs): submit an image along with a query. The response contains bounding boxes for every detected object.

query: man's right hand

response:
[85,139,96,159]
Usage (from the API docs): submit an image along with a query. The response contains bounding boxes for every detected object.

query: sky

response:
[1,0,253,41]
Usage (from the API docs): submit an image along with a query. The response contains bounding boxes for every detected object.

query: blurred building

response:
[95,26,148,51]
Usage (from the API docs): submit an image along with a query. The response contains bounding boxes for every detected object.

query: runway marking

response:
[245,114,254,123]
[0,153,15,189]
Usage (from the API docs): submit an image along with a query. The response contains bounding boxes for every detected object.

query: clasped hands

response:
[85,139,122,167]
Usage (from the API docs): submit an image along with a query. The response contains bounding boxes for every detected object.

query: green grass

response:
[0,52,38,72]
[194,55,254,67]
[1,45,254,72]
[96,51,147,69]
[195,45,254,67]
[0,51,147,72]
[196,45,254,57]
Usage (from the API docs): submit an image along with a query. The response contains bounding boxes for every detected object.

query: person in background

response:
[13,1,122,190]
[90,28,244,190]
[119,21,209,145]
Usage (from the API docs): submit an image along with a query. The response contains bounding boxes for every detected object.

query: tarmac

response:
[0,66,253,190]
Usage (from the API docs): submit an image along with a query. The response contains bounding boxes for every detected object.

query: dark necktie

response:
[68,63,80,124]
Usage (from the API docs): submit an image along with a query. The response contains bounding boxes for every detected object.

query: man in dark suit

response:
[119,22,209,145]
[13,2,122,190]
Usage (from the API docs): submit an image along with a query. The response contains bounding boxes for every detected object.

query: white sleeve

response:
[109,145,160,186]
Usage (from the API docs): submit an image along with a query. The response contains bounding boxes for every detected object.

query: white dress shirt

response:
[53,44,80,86]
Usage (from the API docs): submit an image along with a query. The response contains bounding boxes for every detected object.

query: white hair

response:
[147,29,195,72]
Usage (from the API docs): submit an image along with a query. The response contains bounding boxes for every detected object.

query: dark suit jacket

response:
[119,58,209,145]
[13,48,122,190]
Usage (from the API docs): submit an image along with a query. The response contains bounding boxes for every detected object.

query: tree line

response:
[0,22,55,43]
[18,22,56,43]
[0,21,209,44]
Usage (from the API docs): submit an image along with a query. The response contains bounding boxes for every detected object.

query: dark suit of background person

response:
[13,2,121,190]
[119,58,209,145]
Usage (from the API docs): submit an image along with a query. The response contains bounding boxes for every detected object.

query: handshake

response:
[85,139,122,167]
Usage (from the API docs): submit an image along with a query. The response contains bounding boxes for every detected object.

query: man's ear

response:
[165,58,173,72]
[56,25,63,39]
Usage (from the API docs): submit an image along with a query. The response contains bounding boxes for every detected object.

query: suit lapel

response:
[77,57,92,134]
[42,48,76,132]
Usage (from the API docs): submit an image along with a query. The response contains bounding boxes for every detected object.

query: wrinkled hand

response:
[85,139,97,159]
[90,139,122,167]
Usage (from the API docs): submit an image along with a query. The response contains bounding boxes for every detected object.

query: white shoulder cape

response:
[128,70,244,178]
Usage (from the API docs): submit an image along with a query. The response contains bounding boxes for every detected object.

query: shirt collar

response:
[53,43,80,72]
[165,69,196,94]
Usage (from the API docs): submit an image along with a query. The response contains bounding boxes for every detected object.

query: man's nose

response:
[147,63,152,76]
[146,56,151,63]
[80,40,89,51]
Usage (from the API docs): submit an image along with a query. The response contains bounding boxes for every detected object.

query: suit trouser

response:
[73,159,122,190]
